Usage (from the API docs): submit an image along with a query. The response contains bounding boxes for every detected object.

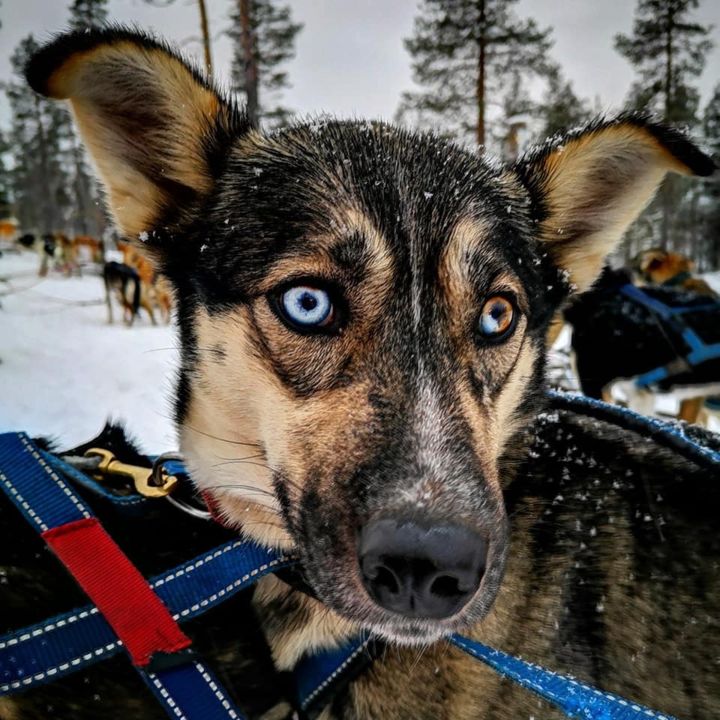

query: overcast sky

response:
[1,0,719,127]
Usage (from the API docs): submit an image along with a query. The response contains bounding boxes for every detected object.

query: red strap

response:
[42,518,191,666]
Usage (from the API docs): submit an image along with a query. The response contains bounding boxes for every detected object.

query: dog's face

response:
[28,29,715,644]
[175,123,563,641]
[633,248,693,284]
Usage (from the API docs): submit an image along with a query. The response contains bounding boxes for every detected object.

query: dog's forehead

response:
[230,122,518,224]
[210,120,533,286]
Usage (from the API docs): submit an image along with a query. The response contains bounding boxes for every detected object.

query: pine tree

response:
[535,65,589,141]
[68,0,108,30]
[396,0,553,149]
[6,35,72,233]
[698,85,720,269]
[228,0,303,128]
[142,0,213,75]
[0,130,12,221]
[615,0,713,250]
[60,0,110,236]
[494,71,534,161]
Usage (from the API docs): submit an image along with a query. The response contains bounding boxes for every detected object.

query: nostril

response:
[429,574,461,599]
[361,555,402,598]
[373,565,400,596]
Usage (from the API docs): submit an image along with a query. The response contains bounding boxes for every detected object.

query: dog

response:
[73,234,105,265]
[564,258,720,423]
[25,232,79,277]
[564,266,720,422]
[20,233,58,277]
[16,233,36,250]
[103,260,141,325]
[118,240,173,324]
[5,27,717,719]
[633,248,718,298]
[630,249,719,421]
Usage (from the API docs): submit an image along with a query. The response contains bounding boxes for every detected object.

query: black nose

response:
[358,519,487,619]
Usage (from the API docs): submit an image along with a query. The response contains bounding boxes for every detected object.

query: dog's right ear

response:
[513,114,716,293]
[26,28,248,241]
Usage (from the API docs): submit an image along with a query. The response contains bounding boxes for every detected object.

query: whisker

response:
[211,454,267,467]
[203,483,277,497]
[213,459,278,472]
[183,424,262,448]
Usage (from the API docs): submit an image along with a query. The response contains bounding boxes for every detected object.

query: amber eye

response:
[478,295,516,342]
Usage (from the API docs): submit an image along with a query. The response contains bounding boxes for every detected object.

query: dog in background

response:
[633,248,718,298]
[72,234,105,265]
[11,27,718,719]
[118,240,173,324]
[565,266,720,422]
[18,232,80,277]
[103,260,141,325]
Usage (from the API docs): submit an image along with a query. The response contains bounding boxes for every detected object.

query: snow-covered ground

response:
[0,249,179,453]
[704,271,720,295]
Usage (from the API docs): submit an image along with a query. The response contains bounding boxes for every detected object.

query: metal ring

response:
[152,452,213,520]
[165,494,213,521]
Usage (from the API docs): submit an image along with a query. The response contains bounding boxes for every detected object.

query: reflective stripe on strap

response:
[143,661,243,720]
[295,632,373,713]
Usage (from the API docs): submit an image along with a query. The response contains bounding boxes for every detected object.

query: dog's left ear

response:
[514,114,716,292]
[25,28,247,242]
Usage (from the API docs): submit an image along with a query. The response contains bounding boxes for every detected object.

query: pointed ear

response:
[26,28,248,241]
[513,114,716,292]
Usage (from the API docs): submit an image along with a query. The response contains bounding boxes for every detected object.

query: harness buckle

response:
[85,448,178,498]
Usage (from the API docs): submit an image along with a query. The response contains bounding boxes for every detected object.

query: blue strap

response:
[449,635,676,720]
[634,365,671,388]
[295,634,678,720]
[0,432,92,530]
[619,284,720,321]
[4,404,719,719]
[142,660,245,720]
[618,285,720,381]
[295,632,372,711]
[0,432,277,720]
[0,539,294,693]
[547,391,720,470]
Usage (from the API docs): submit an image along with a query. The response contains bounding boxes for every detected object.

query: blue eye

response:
[478,296,516,340]
[279,285,334,329]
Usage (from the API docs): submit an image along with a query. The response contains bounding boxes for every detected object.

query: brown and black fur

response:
[4,26,718,719]
[103,260,141,325]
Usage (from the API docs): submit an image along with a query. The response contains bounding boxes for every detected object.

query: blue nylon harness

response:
[2,394,717,719]
[619,283,720,388]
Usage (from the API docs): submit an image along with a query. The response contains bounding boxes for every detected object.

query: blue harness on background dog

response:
[619,283,720,388]
[1,393,719,720]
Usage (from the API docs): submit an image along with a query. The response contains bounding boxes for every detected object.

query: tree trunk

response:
[660,4,675,250]
[197,0,213,76]
[239,0,259,127]
[33,94,55,233]
[72,139,88,236]
[476,0,486,149]
[688,185,699,267]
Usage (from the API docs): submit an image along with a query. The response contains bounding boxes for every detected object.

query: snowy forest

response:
[0,0,718,268]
